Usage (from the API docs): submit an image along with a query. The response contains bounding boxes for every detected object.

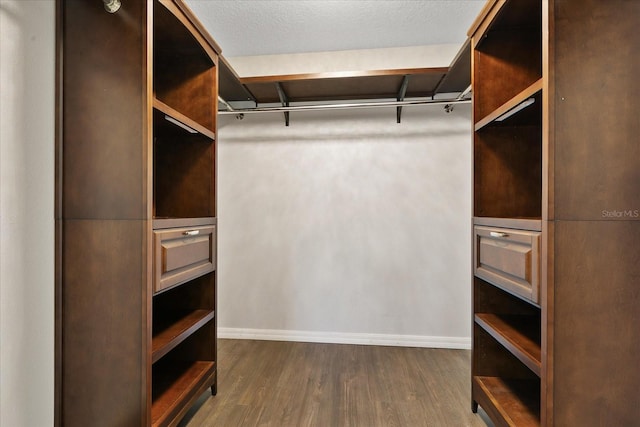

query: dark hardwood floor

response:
[180,339,490,426]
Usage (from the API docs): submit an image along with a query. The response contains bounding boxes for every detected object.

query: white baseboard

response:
[218,327,471,350]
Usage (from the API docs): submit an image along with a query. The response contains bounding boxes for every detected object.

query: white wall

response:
[217,103,472,347]
[0,1,55,426]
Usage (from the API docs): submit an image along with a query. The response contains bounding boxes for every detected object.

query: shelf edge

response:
[152,310,215,364]
[473,217,542,232]
[475,79,542,131]
[153,217,216,230]
[153,98,216,140]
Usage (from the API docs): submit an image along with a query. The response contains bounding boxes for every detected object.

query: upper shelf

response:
[153,98,216,141]
[241,68,448,104]
[433,38,471,95]
[218,55,255,103]
[218,40,471,105]
[475,79,542,131]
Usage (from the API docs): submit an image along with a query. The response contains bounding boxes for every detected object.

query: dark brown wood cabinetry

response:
[56,1,219,425]
[470,1,640,426]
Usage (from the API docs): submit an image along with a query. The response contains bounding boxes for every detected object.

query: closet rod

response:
[456,85,472,101]
[218,97,471,115]
[218,96,236,112]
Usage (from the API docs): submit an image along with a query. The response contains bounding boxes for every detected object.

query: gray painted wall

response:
[1,1,55,426]
[217,105,472,346]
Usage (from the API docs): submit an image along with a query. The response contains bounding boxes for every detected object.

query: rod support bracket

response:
[275,82,290,127]
[396,75,410,124]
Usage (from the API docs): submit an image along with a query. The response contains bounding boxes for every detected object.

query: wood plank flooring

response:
[181,339,489,427]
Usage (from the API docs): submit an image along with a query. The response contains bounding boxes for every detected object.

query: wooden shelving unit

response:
[56,1,219,426]
[151,2,218,420]
[471,1,545,424]
[470,1,640,426]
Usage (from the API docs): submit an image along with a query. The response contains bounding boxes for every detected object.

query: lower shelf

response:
[474,313,541,376]
[152,310,215,363]
[473,376,540,427]
[152,361,216,427]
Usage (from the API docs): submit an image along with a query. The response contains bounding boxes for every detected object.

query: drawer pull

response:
[183,230,200,236]
[490,231,509,238]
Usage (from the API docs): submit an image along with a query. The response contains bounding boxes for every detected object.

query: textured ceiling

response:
[185,0,485,57]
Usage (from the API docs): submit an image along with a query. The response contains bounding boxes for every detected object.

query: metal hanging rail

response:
[217,97,471,115]
[218,96,236,112]
[456,85,472,101]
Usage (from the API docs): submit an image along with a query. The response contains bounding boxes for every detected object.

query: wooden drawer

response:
[474,225,541,305]
[153,222,216,293]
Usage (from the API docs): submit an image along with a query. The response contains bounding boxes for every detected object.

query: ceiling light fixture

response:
[104,0,121,13]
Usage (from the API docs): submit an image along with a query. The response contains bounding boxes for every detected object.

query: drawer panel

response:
[474,225,541,305]
[154,224,216,293]
[164,237,211,272]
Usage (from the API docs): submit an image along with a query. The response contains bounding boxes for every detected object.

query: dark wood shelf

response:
[153,216,216,230]
[473,376,540,427]
[219,55,255,103]
[152,310,215,363]
[475,79,542,131]
[218,40,472,105]
[473,217,542,232]
[434,38,471,95]
[153,98,216,140]
[152,360,216,427]
[239,68,449,104]
[475,313,541,377]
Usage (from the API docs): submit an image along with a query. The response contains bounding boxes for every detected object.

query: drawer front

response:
[474,225,541,304]
[154,225,216,293]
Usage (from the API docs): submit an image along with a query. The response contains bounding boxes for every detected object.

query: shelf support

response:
[275,82,290,126]
[396,75,410,124]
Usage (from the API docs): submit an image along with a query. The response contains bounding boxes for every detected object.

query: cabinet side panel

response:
[61,0,148,220]
[553,221,640,425]
[553,0,640,221]
[61,219,147,427]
